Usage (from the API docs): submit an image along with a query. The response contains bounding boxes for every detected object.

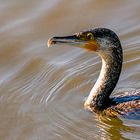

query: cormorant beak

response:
[48,35,84,47]
[48,34,99,51]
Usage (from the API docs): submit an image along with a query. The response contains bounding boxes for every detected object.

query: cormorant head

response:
[48,28,121,53]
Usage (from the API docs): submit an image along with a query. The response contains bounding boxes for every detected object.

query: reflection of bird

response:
[48,28,140,117]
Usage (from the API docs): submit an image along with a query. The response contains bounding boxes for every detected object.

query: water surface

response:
[0,0,140,140]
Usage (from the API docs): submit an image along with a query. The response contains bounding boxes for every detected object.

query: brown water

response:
[0,0,140,140]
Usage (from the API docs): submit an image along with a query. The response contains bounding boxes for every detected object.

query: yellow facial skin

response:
[83,40,100,51]
[78,32,100,51]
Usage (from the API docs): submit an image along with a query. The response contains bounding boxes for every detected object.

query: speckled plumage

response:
[48,28,140,117]
[84,28,140,117]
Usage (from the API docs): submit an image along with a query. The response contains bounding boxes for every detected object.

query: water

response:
[0,0,140,139]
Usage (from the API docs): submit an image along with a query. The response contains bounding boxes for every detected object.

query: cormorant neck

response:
[84,47,123,112]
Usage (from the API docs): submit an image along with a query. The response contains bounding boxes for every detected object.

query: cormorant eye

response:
[87,32,94,40]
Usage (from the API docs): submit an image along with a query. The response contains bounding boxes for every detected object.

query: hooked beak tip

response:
[47,38,56,47]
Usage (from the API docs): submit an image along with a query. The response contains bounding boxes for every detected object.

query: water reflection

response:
[97,116,132,140]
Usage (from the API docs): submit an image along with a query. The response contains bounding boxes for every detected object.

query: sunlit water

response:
[0,0,140,140]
